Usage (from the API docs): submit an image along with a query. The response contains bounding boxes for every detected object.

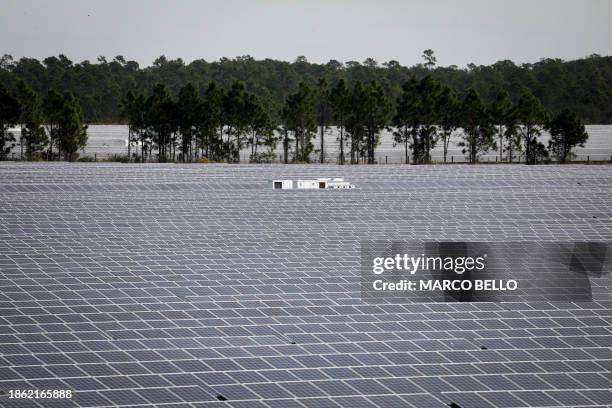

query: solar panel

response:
[0,162,611,407]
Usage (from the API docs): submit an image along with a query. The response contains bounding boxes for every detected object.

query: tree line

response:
[392,79,586,165]
[119,82,277,163]
[0,51,611,124]
[0,65,588,164]
[122,74,587,164]
[0,80,87,161]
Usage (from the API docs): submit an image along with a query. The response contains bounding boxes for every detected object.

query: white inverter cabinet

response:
[272,178,354,190]
[272,180,294,189]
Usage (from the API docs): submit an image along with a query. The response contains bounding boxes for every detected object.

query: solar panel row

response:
[0,163,611,407]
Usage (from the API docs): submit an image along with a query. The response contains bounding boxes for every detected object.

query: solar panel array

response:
[0,162,611,408]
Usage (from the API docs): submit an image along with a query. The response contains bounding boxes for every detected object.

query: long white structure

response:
[273,178,355,189]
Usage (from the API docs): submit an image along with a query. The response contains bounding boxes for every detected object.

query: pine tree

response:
[330,79,350,165]
[16,80,47,160]
[176,83,200,162]
[56,92,87,161]
[363,80,391,164]
[283,82,316,162]
[346,81,368,163]
[546,109,588,162]
[224,82,249,162]
[459,88,496,164]
[200,81,224,161]
[145,84,175,162]
[392,78,418,165]
[490,90,513,162]
[437,85,459,164]
[44,89,64,160]
[516,91,547,164]
[315,78,331,163]
[0,84,20,160]
[415,76,442,163]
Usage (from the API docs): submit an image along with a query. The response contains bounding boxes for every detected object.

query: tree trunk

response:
[443,132,449,164]
[412,132,418,164]
[339,119,344,165]
[190,132,193,162]
[425,128,430,163]
[251,131,255,158]
[470,132,476,164]
[508,135,513,163]
[319,124,324,163]
[295,130,299,162]
[367,128,374,164]
[226,127,231,163]
[283,129,289,164]
[499,124,502,162]
[371,130,375,164]
[173,133,176,161]
[235,132,241,163]
[525,125,531,165]
[127,123,131,162]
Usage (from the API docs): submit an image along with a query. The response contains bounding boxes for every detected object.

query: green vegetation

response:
[0,50,604,164]
[6,79,88,161]
[15,80,47,160]
[1,52,611,124]
[490,90,513,162]
[55,92,88,161]
[282,82,316,163]
[330,79,350,165]
[0,84,20,160]
[458,88,495,164]
[516,91,548,165]
[546,109,589,163]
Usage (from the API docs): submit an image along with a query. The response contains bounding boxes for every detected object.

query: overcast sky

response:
[1,0,611,68]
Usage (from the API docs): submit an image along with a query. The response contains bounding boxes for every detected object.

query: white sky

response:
[1,0,611,67]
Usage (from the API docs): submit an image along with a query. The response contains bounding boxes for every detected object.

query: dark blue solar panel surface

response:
[0,163,611,408]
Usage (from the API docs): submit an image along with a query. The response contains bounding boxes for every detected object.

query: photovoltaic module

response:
[0,163,611,408]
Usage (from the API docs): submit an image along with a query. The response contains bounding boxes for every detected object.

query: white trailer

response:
[272,178,354,190]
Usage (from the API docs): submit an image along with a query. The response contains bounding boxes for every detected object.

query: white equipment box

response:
[272,178,354,190]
